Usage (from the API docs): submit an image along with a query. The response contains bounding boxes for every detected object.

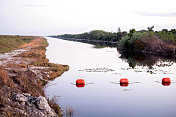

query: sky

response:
[0,0,176,36]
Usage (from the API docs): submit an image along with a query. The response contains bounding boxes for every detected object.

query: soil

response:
[0,36,69,117]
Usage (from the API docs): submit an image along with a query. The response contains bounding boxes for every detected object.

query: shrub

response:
[134,40,145,50]
[118,32,146,51]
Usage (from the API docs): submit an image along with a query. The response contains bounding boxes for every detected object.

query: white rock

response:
[35,96,49,110]
[35,96,57,117]
[14,94,27,102]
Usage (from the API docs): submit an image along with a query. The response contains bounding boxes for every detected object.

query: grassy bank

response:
[0,35,69,116]
[0,35,36,53]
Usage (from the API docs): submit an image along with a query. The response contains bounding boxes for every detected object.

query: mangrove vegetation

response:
[51,27,176,57]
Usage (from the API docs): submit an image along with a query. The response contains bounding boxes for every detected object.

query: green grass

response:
[0,35,35,53]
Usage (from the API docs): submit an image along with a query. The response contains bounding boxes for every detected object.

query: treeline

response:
[155,29,176,43]
[52,27,176,44]
[53,28,127,42]
[51,27,176,56]
[118,26,176,56]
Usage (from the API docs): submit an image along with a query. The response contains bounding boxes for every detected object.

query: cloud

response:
[23,5,44,7]
[135,11,176,17]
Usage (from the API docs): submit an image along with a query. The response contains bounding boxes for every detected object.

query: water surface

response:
[45,37,176,117]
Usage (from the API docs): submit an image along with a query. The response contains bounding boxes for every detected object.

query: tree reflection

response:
[118,50,176,69]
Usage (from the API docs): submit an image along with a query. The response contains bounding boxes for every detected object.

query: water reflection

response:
[120,83,129,87]
[66,106,75,117]
[71,82,94,88]
[162,82,171,86]
[78,67,115,72]
[119,50,176,69]
[110,81,140,87]
[155,80,175,87]
[76,83,85,88]
[56,38,117,48]
[56,38,176,70]
[45,37,176,117]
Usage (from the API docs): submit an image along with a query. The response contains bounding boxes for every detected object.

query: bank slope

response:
[0,35,69,117]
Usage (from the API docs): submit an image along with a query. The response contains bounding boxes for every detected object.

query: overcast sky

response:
[0,0,176,35]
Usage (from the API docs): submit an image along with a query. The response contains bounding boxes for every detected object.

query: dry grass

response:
[16,36,69,84]
[0,36,69,116]
[49,65,69,79]
[0,67,14,88]
[0,35,36,53]
[141,36,164,46]
[142,36,175,55]
[0,67,24,116]
[47,96,63,117]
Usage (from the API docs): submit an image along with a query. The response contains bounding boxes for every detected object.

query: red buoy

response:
[76,83,85,88]
[76,79,85,84]
[76,79,85,88]
[162,82,171,86]
[162,78,171,83]
[120,78,129,84]
[120,78,129,87]
[120,83,129,87]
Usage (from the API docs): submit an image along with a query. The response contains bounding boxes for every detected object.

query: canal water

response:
[45,37,176,117]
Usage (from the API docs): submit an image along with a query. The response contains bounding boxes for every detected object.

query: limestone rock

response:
[35,96,57,117]
[13,93,27,102]
[13,93,58,117]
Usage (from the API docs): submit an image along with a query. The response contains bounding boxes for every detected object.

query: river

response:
[45,37,176,117]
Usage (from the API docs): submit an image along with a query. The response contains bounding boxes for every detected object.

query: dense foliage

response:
[51,27,176,56]
[155,29,176,43]
[118,30,146,51]
[54,29,127,42]
[53,27,176,45]
[118,27,176,51]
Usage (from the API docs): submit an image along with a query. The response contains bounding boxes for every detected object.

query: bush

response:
[118,32,146,51]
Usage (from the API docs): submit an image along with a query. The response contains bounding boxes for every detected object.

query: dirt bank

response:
[0,36,69,117]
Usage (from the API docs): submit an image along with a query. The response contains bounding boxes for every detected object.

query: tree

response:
[129,29,136,38]
[147,26,154,32]
[162,29,168,33]
[117,27,123,41]
[147,26,154,37]
[117,27,121,33]
[170,29,176,34]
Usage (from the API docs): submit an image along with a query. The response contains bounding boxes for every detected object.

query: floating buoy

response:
[162,82,171,86]
[162,78,171,83]
[76,79,85,84]
[120,78,129,87]
[76,79,85,88]
[76,83,85,88]
[162,78,171,86]
[120,78,129,84]
[120,83,129,87]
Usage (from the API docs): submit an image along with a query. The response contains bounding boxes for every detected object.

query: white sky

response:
[0,0,176,35]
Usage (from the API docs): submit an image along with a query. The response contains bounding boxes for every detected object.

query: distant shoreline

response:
[50,28,176,57]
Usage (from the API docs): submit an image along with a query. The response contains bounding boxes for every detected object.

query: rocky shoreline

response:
[0,36,69,117]
[13,93,57,117]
